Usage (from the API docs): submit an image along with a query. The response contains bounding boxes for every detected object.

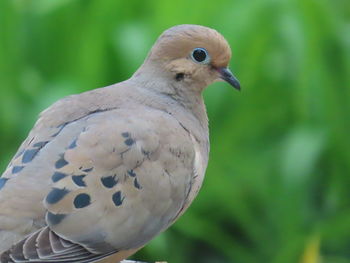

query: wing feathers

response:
[22,231,40,259]
[8,239,26,262]
[0,227,115,263]
[36,227,54,258]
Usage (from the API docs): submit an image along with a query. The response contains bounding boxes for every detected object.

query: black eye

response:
[191,48,210,64]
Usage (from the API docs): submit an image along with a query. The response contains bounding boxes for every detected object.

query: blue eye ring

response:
[190,48,210,64]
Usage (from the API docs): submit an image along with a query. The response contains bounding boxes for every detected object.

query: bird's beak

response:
[217,67,241,91]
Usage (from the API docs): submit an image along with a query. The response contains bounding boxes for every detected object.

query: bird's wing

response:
[0,107,195,263]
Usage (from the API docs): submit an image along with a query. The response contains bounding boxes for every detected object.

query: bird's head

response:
[143,24,240,91]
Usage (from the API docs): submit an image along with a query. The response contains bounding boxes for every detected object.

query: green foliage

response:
[0,0,349,262]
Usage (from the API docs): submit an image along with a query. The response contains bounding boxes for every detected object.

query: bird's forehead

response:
[152,25,232,68]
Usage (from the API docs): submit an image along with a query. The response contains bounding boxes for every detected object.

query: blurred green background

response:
[0,0,349,262]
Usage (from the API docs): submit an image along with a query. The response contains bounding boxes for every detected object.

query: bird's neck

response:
[131,63,209,134]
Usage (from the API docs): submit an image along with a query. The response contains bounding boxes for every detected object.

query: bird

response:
[0,24,240,263]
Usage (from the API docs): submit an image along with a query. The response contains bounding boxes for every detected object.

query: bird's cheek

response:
[165,59,194,75]
[200,68,218,85]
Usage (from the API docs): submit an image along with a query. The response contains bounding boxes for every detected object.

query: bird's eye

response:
[190,48,210,64]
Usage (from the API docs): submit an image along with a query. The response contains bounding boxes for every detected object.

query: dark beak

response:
[218,68,241,91]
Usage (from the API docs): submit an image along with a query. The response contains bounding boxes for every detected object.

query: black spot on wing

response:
[124,138,134,146]
[46,188,70,204]
[112,191,124,207]
[12,166,24,174]
[51,123,67,138]
[74,193,91,208]
[33,141,49,148]
[52,172,68,182]
[121,132,130,138]
[72,175,87,187]
[141,148,150,157]
[68,138,78,149]
[55,155,68,169]
[46,212,67,225]
[22,148,40,164]
[133,178,142,189]
[101,175,118,188]
[0,178,9,190]
[127,170,136,177]
[82,167,93,173]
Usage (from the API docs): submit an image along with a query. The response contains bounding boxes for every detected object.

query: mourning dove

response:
[0,24,240,263]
